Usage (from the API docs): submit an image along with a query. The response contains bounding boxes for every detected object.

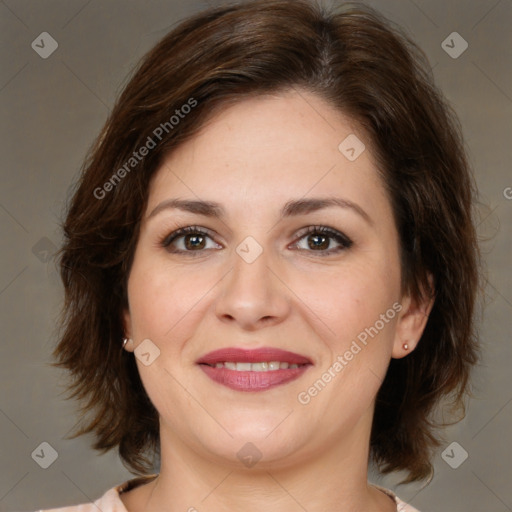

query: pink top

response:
[37,474,420,512]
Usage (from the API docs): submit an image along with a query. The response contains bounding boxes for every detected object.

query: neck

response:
[135,406,396,512]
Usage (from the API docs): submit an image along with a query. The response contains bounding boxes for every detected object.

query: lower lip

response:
[199,364,311,391]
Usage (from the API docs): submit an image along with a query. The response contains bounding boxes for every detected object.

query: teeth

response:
[210,361,305,371]
[251,362,268,371]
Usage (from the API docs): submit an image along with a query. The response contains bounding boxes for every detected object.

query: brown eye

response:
[183,233,206,250]
[162,226,221,254]
[307,233,330,250]
[293,226,353,255]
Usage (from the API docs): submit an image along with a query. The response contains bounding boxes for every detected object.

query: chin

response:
[202,435,305,470]
[213,406,300,438]
[198,415,311,464]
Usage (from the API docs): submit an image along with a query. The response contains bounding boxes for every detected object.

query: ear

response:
[122,308,135,352]
[392,274,435,359]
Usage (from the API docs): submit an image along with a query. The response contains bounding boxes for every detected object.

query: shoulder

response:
[36,475,158,512]
[35,487,121,512]
[372,484,422,512]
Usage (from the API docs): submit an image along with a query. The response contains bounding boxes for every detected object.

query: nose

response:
[214,244,291,331]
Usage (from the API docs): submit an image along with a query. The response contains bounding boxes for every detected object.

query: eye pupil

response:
[185,234,205,250]
[164,226,350,256]
[308,234,329,250]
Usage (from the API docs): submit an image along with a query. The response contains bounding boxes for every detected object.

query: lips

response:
[197,347,312,366]
[196,347,312,392]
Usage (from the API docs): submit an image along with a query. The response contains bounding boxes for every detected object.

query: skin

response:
[121,89,433,512]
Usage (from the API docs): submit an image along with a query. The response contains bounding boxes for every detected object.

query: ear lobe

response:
[392,274,435,359]
[122,309,135,352]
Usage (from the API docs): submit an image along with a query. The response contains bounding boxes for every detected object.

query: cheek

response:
[126,260,211,413]
[298,253,401,407]
[128,247,400,349]
[301,257,400,348]
[127,257,218,344]
[297,269,400,424]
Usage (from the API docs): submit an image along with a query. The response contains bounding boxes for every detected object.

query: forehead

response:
[146,90,388,218]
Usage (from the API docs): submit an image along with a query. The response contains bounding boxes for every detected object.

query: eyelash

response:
[160,225,353,257]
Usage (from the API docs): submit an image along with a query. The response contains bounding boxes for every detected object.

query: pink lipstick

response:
[196,347,312,392]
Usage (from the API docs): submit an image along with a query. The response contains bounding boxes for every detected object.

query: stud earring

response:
[403,342,409,350]
[122,338,130,348]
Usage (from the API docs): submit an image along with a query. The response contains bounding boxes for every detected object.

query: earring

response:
[403,342,409,350]
[122,338,130,348]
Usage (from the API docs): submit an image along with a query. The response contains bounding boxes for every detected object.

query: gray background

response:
[0,0,511,511]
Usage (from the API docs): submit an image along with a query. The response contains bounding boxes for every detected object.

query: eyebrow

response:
[147,197,372,225]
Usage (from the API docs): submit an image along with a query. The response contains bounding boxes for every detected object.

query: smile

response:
[196,347,312,391]
[205,361,305,371]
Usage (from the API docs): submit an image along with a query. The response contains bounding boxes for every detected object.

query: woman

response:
[41,0,481,511]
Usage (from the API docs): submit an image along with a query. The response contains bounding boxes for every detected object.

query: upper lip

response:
[196,347,312,365]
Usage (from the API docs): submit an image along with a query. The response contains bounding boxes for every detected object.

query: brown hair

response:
[53,0,481,482]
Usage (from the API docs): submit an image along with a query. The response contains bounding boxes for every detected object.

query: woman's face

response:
[123,89,421,469]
